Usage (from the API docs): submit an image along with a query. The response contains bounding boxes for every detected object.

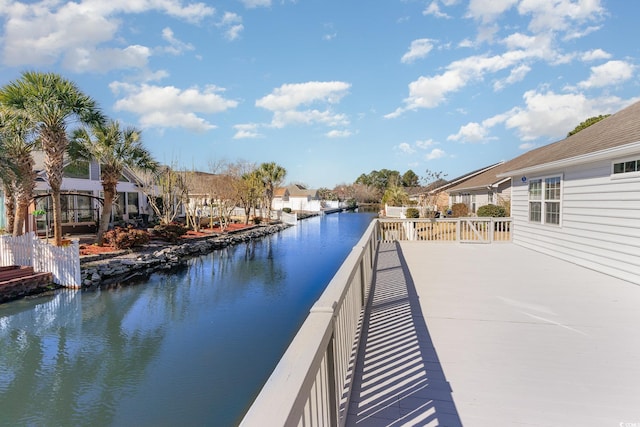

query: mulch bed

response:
[78,223,254,256]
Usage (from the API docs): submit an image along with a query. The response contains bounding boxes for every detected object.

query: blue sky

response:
[1,0,638,189]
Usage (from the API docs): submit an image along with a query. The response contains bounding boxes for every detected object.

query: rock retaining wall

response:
[81,223,291,288]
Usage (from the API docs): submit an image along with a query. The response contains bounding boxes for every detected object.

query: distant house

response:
[446,162,511,214]
[498,99,640,285]
[272,184,323,212]
[395,163,505,216]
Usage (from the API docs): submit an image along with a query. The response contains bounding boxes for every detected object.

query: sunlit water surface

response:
[0,212,375,427]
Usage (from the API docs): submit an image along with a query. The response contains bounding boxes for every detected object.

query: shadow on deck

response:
[346,242,463,426]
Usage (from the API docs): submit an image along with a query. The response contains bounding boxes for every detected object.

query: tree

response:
[381,185,408,206]
[0,106,37,236]
[69,120,157,245]
[236,166,262,225]
[0,72,104,245]
[139,164,188,226]
[402,170,419,187]
[567,114,610,137]
[258,162,286,221]
[318,187,338,201]
[420,169,447,218]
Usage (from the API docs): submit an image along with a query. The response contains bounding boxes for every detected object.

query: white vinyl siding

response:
[511,158,640,285]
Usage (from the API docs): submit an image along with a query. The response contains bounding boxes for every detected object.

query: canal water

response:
[0,212,376,427]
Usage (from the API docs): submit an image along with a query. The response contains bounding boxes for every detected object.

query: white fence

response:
[379,217,512,243]
[0,232,81,287]
[241,219,379,426]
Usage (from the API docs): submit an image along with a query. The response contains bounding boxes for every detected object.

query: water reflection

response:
[0,212,375,426]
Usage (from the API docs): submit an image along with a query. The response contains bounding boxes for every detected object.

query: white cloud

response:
[493,64,531,91]
[63,45,151,73]
[240,0,271,8]
[578,60,635,89]
[389,49,543,115]
[257,81,350,111]
[497,90,630,141]
[233,123,262,139]
[326,129,352,138]
[447,122,490,143]
[518,0,605,34]
[580,48,611,62]
[397,143,416,154]
[401,39,435,64]
[110,82,238,132]
[466,0,518,24]
[423,1,451,19]
[256,81,351,129]
[218,12,243,40]
[426,148,446,160]
[0,0,214,70]
[519,142,536,150]
[416,139,437,149]
[160,27,195,55]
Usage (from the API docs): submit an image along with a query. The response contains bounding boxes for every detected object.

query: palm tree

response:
[258,162,286,221]
[0,71,104,245]
[0,106,37,236]
[238,169,263,224]
[69,120,158,245]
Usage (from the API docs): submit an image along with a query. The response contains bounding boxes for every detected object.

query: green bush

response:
[405,208,420,218]
[153,223,188,243]
[476,204,507,217]
[252,217,262,224]
[282,207,292,213]
[450,203,469,218]
[104,226,150,249]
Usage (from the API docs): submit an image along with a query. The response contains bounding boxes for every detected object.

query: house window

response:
[528,179,542,222]
[612,158,640,176]
[63,162,90,179]
[528,176,561,225]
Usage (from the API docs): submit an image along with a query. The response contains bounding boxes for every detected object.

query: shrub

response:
[153,223,188,243]
[450,203,469,218]
[476,204,507,217]
[252,217,262,224]
[405,207,420,218]
[282,208,292,213]
[104,226,150,250]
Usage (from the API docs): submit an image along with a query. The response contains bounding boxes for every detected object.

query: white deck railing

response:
[379,217,512,243]
[0,232,81,287]
[241,219,379,427]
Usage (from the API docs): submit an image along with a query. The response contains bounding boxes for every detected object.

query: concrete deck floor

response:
[346,242,640,427]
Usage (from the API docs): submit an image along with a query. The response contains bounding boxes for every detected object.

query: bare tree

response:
[138,163,188,225]
[420,170,447,218]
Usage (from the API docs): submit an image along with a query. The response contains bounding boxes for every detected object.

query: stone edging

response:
[81,223,292,288]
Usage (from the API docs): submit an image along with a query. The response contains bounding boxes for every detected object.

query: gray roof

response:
[500,99,640,176]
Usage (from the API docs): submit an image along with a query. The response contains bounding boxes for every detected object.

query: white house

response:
[31,151,151,234]
[446,162,512,214]
[498,100,640,285]
[272,184,326,212]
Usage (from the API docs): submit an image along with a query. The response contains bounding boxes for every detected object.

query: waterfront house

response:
[497,99,640,285]
[31,151,152,234]
[272,184,323,212]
